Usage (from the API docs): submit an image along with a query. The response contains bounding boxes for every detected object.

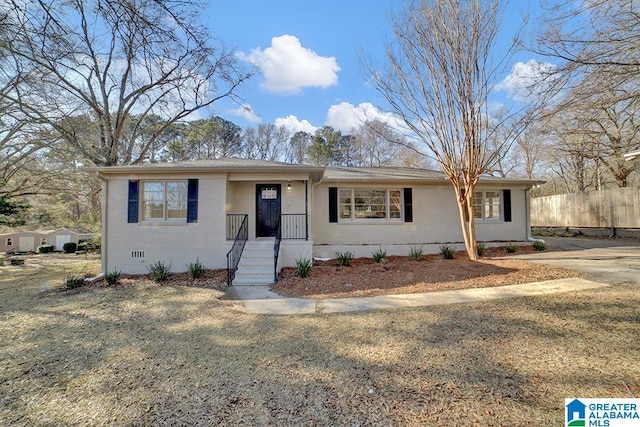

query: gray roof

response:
[323,166,447,182]
[323,166,542,185]
[86,158,542,186]
[88,158,324,173]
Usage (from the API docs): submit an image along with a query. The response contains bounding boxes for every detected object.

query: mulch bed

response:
[273,245,583,299]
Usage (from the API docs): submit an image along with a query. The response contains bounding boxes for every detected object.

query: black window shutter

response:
[503,189,512,222]
[403,188,413,222]
[127,180,139,223]
[187,179,198,223]
[329,187,338,223]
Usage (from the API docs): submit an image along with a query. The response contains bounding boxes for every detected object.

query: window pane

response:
[389,190,401,219]
[339,189,352,219]
[484,191,501,219]
[473,191,483,219]
[166,181,187,219]
[143,182,165,219]
[354,189,386,219]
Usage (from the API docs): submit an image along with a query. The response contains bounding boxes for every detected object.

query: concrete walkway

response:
[226,278,608,315]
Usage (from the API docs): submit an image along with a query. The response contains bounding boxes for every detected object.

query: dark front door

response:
[256,184,281,237]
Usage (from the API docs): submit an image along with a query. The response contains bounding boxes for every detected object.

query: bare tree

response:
[0,0,250,166]
[284,131,312,164]
[535,1,640,73]
[0,76,52,199]
[244,124,289,161]
[371,0,535,260]
[186,116,243,160]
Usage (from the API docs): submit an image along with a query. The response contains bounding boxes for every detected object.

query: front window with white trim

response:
[339,188,402,221]
[142,181,187,221]
[473,190,501,220]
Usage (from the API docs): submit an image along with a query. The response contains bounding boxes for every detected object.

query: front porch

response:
[225,213,313,286]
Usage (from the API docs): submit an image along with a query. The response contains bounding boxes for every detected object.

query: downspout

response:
[526,187,545,244]
[310,176,325,246]
[304,180,309,241]
[86,171,107,281]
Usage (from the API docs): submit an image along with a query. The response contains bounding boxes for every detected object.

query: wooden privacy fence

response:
[531,187,640,229]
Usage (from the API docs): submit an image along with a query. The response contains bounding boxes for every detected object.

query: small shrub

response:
[148,261,171,282]
[440,245,454,259]
[335,250,354,267]
[38,245,54,254]
[104,268,121,286]
[63,242,77,254]
[505,243,520,254]
[295,257,313,278]
[372,248,387,264]
[532,241,546,251]
[476,242,487,257]
[187,258,206,279]
[65,275,86,289]
[409,246,424,261]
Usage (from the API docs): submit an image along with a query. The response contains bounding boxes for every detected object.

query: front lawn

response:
[1,256,638,425]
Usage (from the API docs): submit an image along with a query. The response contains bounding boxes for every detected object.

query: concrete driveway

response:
[518,237,640,285]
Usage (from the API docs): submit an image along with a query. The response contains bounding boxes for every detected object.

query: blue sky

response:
[204,0,550,135]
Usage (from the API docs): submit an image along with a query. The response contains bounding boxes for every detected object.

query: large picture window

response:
[339,188,402,221]
[473,190,501,220]
[142,181,188,221]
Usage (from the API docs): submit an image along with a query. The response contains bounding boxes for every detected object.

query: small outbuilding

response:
[45,228,96,251]
[0,230,51,253]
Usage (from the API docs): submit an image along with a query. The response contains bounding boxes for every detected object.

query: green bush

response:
[372,248,387,264]
[148,261,171,282]
[65,275,86,290]
[104,269,121,286]
[63,242,77,254]
[409,246,424,261]
[295,257,313,278]
[186,258,206,279]
[335,250,354,267]
[440,245,454,259]
[38,245,54,254]
[505,243,520,254]
[476,242,487,257]
[532,241,546,251]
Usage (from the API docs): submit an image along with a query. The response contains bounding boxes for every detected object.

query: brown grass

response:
[1,254,639,425]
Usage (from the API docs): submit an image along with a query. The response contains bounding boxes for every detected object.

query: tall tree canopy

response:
[0,0,250,166]
[372,0,532,260]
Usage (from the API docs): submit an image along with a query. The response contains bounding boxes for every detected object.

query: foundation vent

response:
[131,251,145,258]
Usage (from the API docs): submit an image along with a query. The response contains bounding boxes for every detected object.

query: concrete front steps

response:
[233,239,276,286]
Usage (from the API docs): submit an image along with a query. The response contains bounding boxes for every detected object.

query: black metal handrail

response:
[226,214,248,240]
[273,216,282,282]
[226,214,248,286]
[280,214,308,240]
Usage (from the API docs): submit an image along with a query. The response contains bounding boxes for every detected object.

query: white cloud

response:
[325,102,407,134]
[497,59,558,102]
[274,115,318,134]
[228,103,261,123]
[240,35,340,94]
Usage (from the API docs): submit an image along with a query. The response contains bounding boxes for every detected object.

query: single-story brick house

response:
[88,158,541,283]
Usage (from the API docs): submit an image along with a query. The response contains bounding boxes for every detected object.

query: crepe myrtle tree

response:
[371,0,544,260]
[0,0,251,167]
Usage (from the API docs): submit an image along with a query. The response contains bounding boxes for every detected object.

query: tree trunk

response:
[453,184,478,261]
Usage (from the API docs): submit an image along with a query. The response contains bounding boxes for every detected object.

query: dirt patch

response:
[274,245,582,299]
